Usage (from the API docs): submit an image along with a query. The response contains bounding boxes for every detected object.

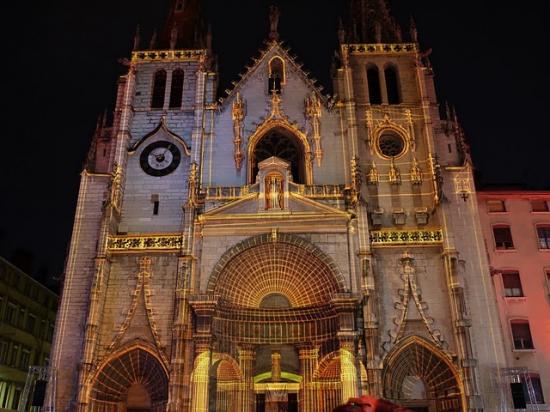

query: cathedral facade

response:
[46,1,512,411]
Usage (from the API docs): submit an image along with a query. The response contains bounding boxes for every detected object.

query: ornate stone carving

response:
[370,229,443,246]
[385,252,444,351]
[107,235,184,252]
[187,162,200,207]
[349,156,362,207]
[367,161,379,186]
[232,92,246,170]
[388,158,401,185]
[110,164,123,211]
[265,174,284,210]
[107,257,168,365]
[410,157,423,185]
[305,93,323,166]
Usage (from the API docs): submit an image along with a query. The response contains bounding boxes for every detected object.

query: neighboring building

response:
[478,191,550,410]
[0,257,58,411]
[45,1,512,411]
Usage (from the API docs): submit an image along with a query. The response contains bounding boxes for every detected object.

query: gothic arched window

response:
[385,65,401,104]
[367,65,382,104]
[268,57,285,95]
[151,70,167,109]
[169,69,184,109]
[175,0,185,11]
[251,128,304,184]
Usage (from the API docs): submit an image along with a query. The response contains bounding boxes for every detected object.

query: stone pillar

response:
[168,257,192,412]
[443,252,483,411]
[299,345,319,412]
[239,346,255,412]
[188,296,218,412]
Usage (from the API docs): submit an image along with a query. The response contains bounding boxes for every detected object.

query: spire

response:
[344,0,401,43]
[160,0,203,49]
[133,25,141,51]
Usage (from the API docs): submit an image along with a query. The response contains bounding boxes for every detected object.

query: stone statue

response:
[269,5,280,40]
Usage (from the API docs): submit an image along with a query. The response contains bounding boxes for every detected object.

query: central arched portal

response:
[190,234,361,412]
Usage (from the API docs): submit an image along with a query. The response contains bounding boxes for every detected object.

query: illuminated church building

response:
[46,1,513,411]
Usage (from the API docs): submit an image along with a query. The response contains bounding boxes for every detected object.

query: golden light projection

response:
[207,237,344,308]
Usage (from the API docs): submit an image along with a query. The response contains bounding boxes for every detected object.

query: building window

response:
[511,320,534,350]
[0,340,8,363]
[5,302,17,325]
[47,323,54,341]
[487,199,506,213]
[19,349,30,370]
[26,313,36,334]
[384,65,401,104]
[367,66,382,104]
[268,57,285,94]
[11,388,21,410]
[526,375,546,404]
[502,272,523,297]
[536,226,550,249]
[9,345,19,366]
[151,70,167,109]
[169,69,184,109]
[493,226,514,250]
[531,199,549,212]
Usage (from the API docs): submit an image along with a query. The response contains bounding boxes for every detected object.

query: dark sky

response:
[1,0,549,287]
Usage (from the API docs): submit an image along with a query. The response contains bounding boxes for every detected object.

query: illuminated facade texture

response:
[478,191,550,409]
[46,1,512,411]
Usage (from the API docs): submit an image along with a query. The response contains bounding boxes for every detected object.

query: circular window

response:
[378,132,406,158]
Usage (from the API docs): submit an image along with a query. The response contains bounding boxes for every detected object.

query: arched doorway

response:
[249,127,306,184]
[190,234,357,412]
[89,347,169,412]
[383,338,464,412]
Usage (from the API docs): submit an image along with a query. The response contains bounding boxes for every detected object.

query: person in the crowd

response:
[334,395,411,412]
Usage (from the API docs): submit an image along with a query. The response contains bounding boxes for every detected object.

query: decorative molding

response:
[343,43,418,55]
[107,234,184,252]
[385,252,445,349]
[131,49,206,63]
[370,229,443,246]
[366,111,415,157]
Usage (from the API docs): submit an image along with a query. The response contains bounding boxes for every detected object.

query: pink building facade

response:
[478,191,550,410]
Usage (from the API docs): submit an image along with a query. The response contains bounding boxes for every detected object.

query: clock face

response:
[140,141,181,177]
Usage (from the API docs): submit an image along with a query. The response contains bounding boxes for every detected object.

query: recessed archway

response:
[88,347,169,412]
[207,233,346,308]
[383,337,465,412]
[251,127,305,184]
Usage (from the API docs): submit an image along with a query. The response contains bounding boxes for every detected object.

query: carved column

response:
[188,296,218,412]
[359,253,383,397]
[239,346,255,412]
[442,251,483,411]
[333,294,361,403]
[298,345,318,412]
[168,257,192,412]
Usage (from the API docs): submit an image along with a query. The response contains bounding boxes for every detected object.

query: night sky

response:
[2,0,549,289]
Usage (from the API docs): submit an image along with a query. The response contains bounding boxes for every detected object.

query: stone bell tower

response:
[333,0,512,410]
